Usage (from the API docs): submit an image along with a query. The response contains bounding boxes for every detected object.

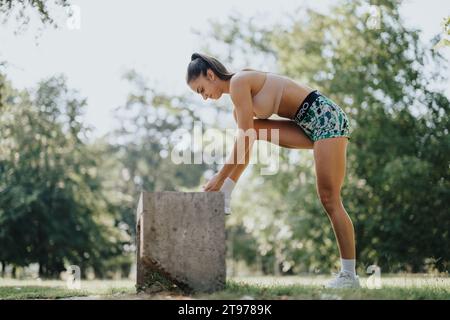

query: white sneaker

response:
[224,196,232,215]
[325,271,361,289]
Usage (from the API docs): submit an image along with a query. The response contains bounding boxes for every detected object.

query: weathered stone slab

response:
[136,191,226,293]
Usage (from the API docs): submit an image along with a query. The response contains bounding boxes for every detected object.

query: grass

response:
[200,275,450,300]
[0,279,135,300]
[0,274,449,300]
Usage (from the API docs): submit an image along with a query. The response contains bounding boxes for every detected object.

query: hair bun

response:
[191,53,203,61]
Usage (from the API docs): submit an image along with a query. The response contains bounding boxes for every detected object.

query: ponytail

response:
[186,53,235,83]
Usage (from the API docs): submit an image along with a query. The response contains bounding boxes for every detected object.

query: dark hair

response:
[186,53,235,83]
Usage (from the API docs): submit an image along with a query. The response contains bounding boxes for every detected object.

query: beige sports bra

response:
[252,72,289,119]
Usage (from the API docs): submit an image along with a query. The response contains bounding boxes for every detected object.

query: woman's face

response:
[188,69,222,101]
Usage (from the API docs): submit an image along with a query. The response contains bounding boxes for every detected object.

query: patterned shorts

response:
[292,90,351,142]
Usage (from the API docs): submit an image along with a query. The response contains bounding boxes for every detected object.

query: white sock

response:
[220,177,235,214]
[220,177,235,198]
[340,258,356,276]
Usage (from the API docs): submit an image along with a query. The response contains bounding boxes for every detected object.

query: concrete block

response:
[136,191,226,293]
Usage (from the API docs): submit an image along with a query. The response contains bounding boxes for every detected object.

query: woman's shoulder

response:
[237,68,265,76]
[231,69,264,86]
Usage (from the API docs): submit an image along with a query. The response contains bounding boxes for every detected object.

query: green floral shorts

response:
[293,90,351,142]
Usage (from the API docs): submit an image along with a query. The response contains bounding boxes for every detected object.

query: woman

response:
[186,52,359,289]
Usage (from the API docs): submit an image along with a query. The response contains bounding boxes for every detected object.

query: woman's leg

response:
[228,119,314,182]
[313,137,355,259]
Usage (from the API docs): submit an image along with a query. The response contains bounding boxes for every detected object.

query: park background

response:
[0,0,449,299]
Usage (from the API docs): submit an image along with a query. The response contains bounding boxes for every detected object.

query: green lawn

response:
[0,279,135,300]
[1,275,449,300]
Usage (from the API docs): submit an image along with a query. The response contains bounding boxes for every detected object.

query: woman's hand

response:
[202,173,225,192]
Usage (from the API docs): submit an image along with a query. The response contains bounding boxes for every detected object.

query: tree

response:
[0,0,70,29]
[434,16,450,50]
[0,73,125,278]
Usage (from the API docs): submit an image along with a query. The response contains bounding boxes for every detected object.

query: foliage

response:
[0,74,126,278]
[0,0,70,27]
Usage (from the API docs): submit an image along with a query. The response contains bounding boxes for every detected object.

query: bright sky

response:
[1,0,449,138]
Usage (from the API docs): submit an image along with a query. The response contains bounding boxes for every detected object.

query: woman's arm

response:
[217,76,256,182]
